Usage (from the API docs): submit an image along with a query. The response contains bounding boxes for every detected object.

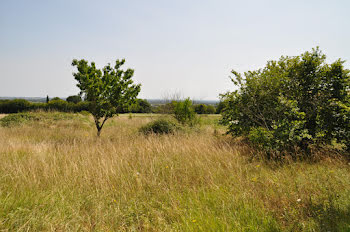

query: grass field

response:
[0,112,350,231]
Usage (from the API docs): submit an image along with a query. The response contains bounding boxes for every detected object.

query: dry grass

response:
[0,113,349,231]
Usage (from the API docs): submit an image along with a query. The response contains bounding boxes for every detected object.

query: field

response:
[0,112,350,231]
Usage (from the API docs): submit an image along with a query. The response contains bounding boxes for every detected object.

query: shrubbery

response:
[139,118,178,134]
[221,48,350,155]
[0,113,39,127]
[0,112,82,127]
[174,98,198,126]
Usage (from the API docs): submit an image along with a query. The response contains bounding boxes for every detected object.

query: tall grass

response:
[0,113,349,231]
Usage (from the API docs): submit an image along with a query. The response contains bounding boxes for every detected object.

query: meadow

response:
[0,112,350,231]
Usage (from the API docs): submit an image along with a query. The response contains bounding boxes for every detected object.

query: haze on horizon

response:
[1,0,350,100]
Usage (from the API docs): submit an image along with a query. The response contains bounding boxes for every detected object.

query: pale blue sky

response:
[1,0,349,100]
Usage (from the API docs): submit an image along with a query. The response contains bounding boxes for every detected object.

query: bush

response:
[139,119,178,135]
[0,113,38,127]
[0,112,81,127]
[221,48,350,155]
[174,98,197,125]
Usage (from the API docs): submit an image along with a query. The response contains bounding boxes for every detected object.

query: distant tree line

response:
[0,97,222,114]
[0,98,89,113]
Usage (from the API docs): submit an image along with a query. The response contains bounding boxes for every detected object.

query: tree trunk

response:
[94,116,108,137]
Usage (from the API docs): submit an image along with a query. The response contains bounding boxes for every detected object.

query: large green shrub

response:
[221,48,350,154]
[139,118,178,135]
[174,98,197,125]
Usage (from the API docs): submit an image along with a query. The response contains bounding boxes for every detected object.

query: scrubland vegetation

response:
[1,48,349,231]
[0,112,350,231]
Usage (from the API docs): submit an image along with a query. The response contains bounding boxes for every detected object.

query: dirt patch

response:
[0,114,7,119]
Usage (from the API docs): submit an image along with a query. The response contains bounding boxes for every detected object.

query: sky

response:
[1,0,350,100]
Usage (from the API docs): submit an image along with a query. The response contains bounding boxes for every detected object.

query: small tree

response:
[72,59,141,136]
[46,95,49,103]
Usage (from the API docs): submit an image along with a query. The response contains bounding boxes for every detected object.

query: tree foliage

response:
[221,48,350,155]
[72,59,141,136]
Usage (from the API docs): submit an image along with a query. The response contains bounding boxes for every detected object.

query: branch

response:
[100,116,109,130]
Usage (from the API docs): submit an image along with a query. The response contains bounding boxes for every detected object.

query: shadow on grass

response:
[304,198,350,231]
